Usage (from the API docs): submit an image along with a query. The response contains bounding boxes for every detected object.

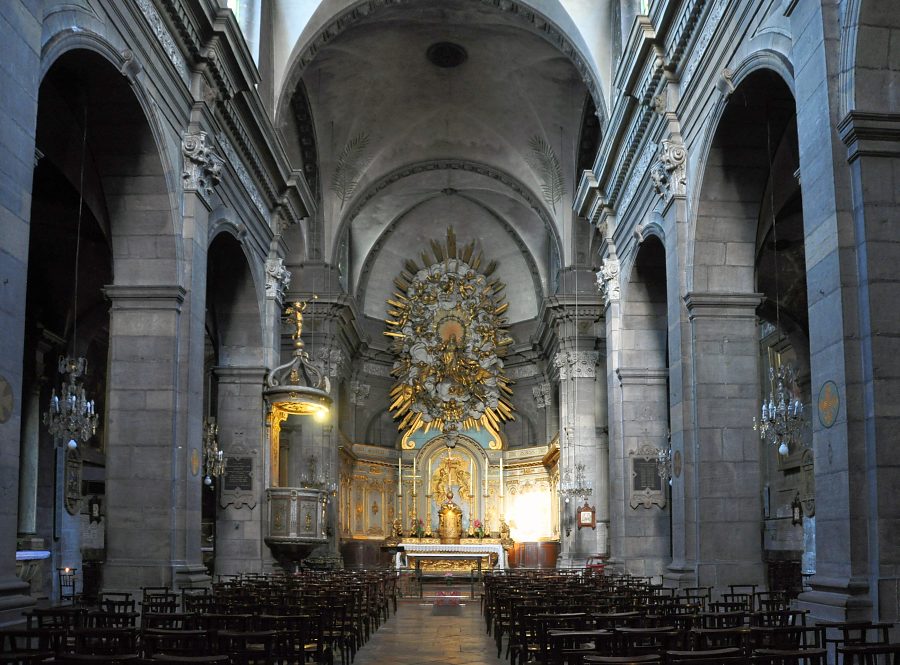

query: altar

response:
[395,541,507,572]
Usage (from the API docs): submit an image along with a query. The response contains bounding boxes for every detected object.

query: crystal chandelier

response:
[44,356,98,449]
[203,418,226,486]
[754,362,804,456]
[43,107,98,450]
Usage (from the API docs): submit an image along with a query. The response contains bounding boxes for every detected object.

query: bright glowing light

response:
[313,407,329,423]
[506,486,553,541]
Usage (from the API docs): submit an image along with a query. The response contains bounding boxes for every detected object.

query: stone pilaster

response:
[214,366,271,576]
[102,285,189,590]
[683,292,765,589]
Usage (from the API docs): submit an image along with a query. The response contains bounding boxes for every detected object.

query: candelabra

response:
[560,463,592,504]
[44,356,98,449]
[203,418,226,486]
[753,362,804,456]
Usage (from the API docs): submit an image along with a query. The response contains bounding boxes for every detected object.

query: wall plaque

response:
[64,449,82,515]
[0,376,13,423]
[629,443,666,509]
[817,380,839,428]
[220,454,256,509]
[224,457,253,491]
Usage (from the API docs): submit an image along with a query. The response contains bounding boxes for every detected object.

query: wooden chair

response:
[838,643,900,665]
[215,630,276,665]
[666,647,749,663]
[583,655,661,664]
[753,647,828,664]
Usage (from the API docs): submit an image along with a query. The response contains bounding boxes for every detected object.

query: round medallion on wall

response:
[191,449,200,476]
[673,450,682,478]
[817,380,840,428]
[0,376,13,424]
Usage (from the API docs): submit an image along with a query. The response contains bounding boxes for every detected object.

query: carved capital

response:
[553,351,598,379]
[314,347,344,379]
[532,382,552,409]
[264,256,292,302]
[650,138,687,201]
[182,131,223,201]
[350,381,370,406]
[596,258,620,305]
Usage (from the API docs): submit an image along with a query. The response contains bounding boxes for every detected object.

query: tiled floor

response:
[354,595,506,665]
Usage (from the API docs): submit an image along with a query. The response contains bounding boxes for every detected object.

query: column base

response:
[173,564,211,590]
[102,560,171,593]
[663,562,698,588]
[796,576,872,623]
[0,576,36,626]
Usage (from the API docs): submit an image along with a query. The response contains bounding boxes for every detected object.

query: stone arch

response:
[207,231,266,367]
[841,0,900,116]
[690,68,796,295]
[332,159,563,283]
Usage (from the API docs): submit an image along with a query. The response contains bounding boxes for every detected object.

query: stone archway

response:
[205,231,267,577]
[20,46,187,592]
[610,235,670,578]
[685,69,803,591]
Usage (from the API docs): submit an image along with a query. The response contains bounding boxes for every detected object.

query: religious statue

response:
[385,517,402,546]
[438,490,463,544]
[499,518,514,552]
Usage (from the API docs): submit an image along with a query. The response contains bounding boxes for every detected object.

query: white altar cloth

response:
[396,542,506,570]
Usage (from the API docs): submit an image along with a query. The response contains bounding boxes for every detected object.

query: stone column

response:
[683,292,765,589]
[0,0,43,623]
[615,368,670,577]
[102,285,188,591]
[16,383,41,537]
[830,113,900,623]
[549,292,604,567]
[214,366,269,576]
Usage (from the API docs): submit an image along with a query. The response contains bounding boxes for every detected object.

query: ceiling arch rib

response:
[334,158,562,270]
[358,193,542,327]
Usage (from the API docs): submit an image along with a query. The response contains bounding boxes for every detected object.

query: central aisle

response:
[353,596,506,665]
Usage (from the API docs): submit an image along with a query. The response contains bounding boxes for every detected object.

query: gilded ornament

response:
[384,228,515,443]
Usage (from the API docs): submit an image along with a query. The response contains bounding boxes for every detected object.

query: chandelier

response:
[203,418,226,486]
[44,356,98,449]
[754,362,804,456]
[560,425,592,502]
[43,106,98,450]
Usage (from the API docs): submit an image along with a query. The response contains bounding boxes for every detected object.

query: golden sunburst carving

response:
[384,228,515,444]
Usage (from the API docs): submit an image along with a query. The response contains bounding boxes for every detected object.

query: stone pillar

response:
[615,367,670,577]
[214,366,269,576]
[830,112,900,623]
[548,292,604,567]
[102,285,187,590]
[684,292,765,589]
[0,0,43,623]
[16,383,40,537]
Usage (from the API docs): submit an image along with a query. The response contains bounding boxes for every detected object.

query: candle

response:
[500,457,504,497]
[398,457,402,496]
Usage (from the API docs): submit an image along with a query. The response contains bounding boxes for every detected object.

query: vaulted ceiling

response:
[280,1,599,330]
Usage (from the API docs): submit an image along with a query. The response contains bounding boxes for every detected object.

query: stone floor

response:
[354,594,506,665]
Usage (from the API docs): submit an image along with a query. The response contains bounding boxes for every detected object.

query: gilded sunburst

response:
[384,228,515,445]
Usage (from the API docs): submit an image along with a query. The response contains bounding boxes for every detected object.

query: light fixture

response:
[202,417,225,486]
[264,300,332,420]
[560,460,592,504]
[43,106,98,449]
[751,115,805,457]
[754,363,804,456]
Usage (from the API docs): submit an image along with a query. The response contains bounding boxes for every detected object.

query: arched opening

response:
[613,235,670,577]
[690,69,809,592]
[20,47,177,597]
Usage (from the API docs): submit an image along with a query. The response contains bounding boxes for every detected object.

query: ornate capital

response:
[264,256,291,302]
[182,131,223,201]
[650,138,687,201]
[532,382,552,409]
[350,381,370,406]
[314,347,344,379]
[554,351,599,379]
[596,258,620,305]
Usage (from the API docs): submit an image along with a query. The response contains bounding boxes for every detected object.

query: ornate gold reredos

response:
[384,227,515,441]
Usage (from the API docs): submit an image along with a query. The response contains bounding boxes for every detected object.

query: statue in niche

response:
[438,490,463,544]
